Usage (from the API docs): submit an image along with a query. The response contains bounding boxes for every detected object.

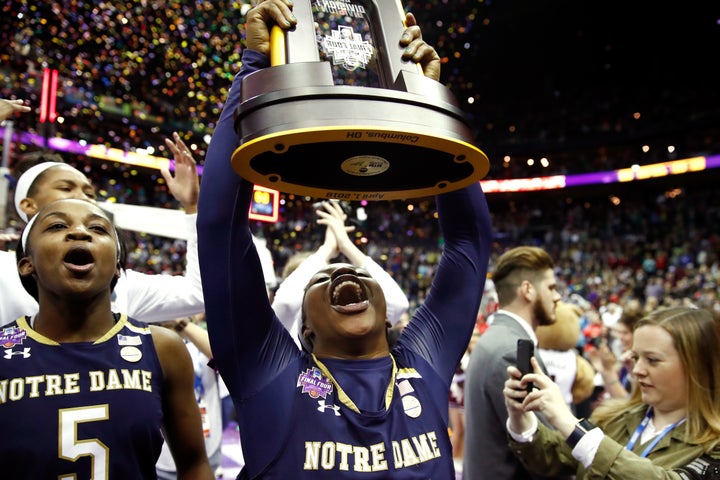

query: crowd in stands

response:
[3,1,720,180]
[256,179,720,319]
[3,147,717,324]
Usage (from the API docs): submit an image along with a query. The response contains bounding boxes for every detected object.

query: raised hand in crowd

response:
[0,98,31,122]
[161,131,200,214]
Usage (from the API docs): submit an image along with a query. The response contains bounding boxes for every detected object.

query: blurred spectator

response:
[536,301,595,413]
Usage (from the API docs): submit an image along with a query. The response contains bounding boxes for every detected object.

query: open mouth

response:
[63,246,95,273]
[330,274,369,314]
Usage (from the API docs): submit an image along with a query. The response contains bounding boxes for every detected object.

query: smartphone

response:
[516,339,534,393]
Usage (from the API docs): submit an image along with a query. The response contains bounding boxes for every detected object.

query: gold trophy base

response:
[232,125,488,201]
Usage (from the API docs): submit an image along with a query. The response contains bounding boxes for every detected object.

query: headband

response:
[20,213,38,252]
[14,162,64,222]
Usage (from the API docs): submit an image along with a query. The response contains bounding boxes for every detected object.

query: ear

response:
[300,324,315,352]
[17,255,35,277]
[19,197,39,220]
[519,280,534,302]
[109,261,122,291]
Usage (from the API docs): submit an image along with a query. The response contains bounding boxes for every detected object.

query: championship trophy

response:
[232,0,489,201]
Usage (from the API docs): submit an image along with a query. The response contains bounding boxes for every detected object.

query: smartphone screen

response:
[516,338,534,393]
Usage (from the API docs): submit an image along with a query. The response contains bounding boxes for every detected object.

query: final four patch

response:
[1,326,27,348]
[297,367,333,399]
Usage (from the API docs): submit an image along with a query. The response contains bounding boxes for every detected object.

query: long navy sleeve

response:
[198,51,301,403]
[398,182,492,382]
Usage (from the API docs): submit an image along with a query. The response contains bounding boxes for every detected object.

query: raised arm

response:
[380,11,489,380]
[400,182,492,381]
[116,133,205,323]
[197,57,294,399]
[197,2,300,399]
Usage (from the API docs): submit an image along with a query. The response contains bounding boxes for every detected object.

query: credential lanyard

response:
[625,408,685,457]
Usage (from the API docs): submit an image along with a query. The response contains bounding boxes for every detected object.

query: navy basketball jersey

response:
[239,348,455,479]
[0,314,164,479]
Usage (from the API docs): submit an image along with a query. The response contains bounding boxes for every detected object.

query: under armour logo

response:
[4,348,31,359]
[317,400,341,416]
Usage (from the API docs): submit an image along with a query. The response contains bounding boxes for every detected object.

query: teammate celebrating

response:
[1,198,213,478]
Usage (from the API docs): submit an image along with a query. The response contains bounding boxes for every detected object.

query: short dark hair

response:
[492,246,554,305]
[12,150,66,181]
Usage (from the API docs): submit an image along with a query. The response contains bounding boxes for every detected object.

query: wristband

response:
[566,418,595,449]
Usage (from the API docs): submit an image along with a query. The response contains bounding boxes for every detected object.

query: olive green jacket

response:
[508,405,720,479]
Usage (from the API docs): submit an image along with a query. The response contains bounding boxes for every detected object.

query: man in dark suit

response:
[463,246,562,480]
